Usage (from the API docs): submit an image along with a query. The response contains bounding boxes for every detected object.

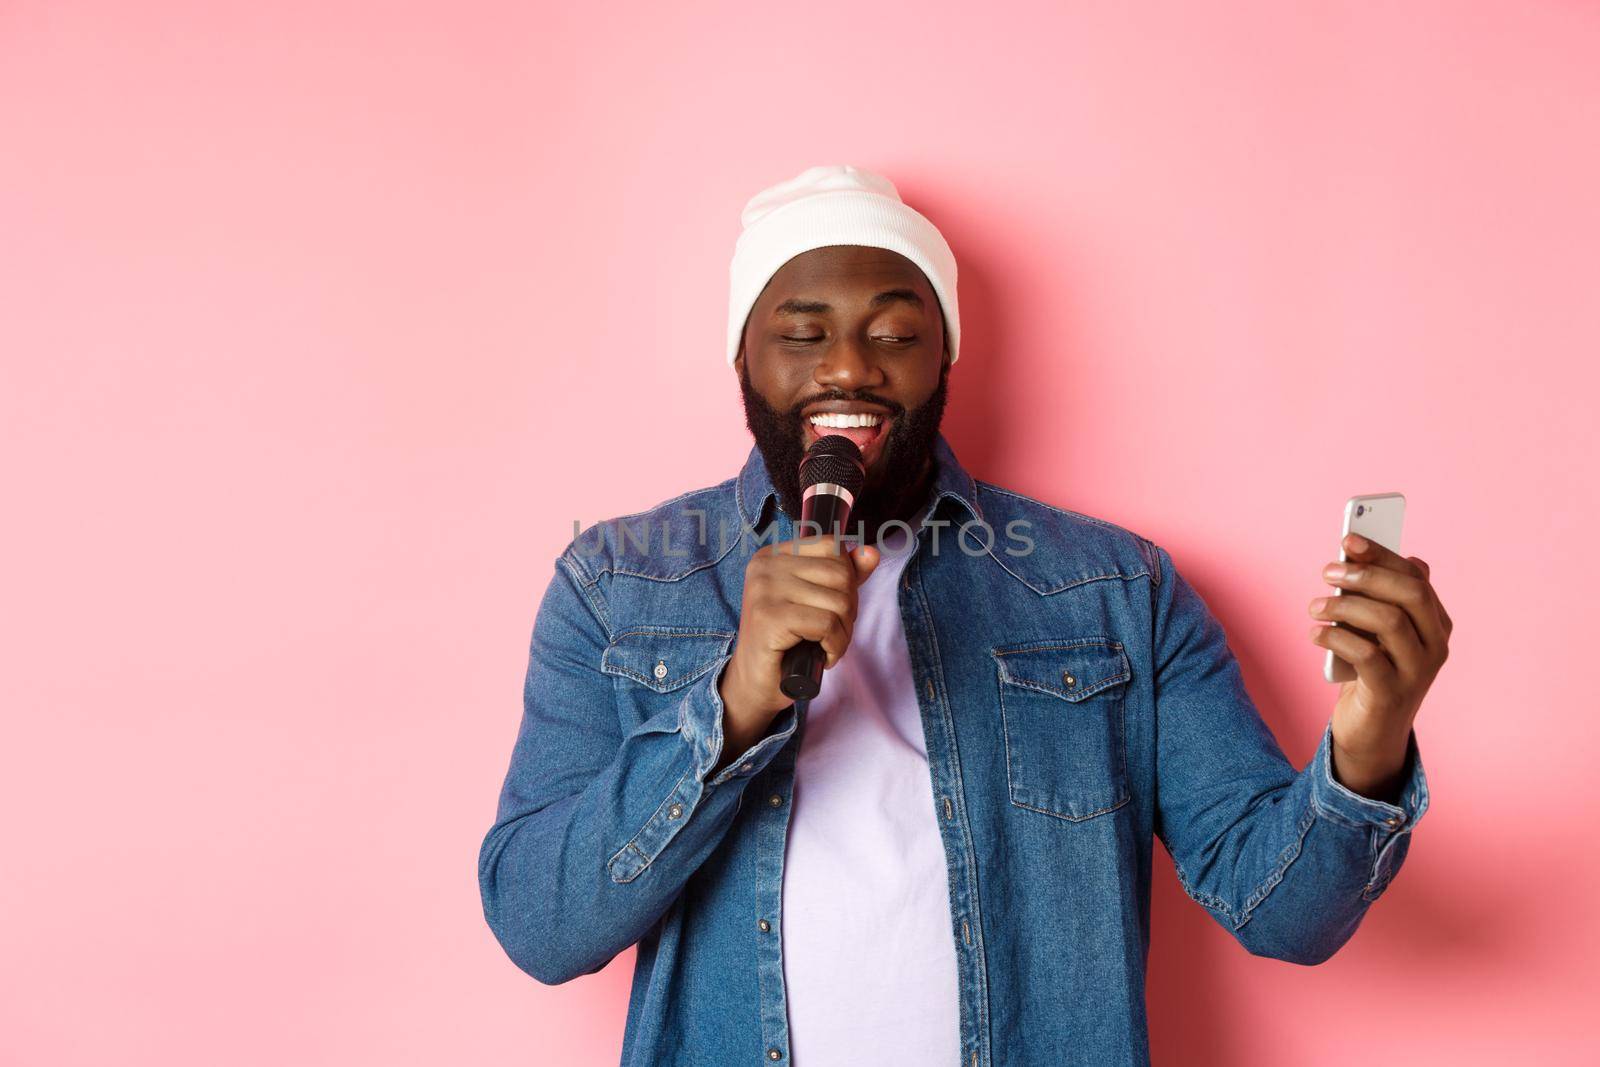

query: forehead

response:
[759,246,933,307]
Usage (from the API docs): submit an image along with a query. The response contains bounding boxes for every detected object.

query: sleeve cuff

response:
[681,656,801,788]
[1308,720,1430,900]
[604,657,801,885]
[1309,720,1430,833]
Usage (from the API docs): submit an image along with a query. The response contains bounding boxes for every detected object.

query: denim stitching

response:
[558,553,613,639]
[969,483,1151,595]
[1363,823,1416,900]
[998,673,1131,822]
[993,637,1127,652]
[992,641,1131,701]
[576,482,744,584]
[607,763,696,884]
[1361,826,1383,900]
[604,660,721,691]
[1008,792,1132,822]
[1157,801,1319,929]
[904,557,992,1056]
[1308,795,1374,831]
[986,557,1151,597]
[1236,805,1319,926]
[561,537,601,586]
[1158,831,1238,925]
[605,548,738,583]
[1362,864,1395,902]
[600,629,735,691]
[994,668,1018,812]
[1135,536,1164,589]
[735,465,766,528]
[1310,771,1408,830]
[1311,721,1419,829]
[994,640,1132,822]
[999,672,1129,702]
[708,725,793,788]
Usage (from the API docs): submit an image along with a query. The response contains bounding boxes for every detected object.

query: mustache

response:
[740,359,949,524]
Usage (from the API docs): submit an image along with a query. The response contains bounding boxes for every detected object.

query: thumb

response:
[850,543,881,584]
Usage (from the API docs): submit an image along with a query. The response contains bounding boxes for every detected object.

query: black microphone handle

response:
[778,490,854,701]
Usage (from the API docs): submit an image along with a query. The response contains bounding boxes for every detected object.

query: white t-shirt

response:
[780,527,962,1065]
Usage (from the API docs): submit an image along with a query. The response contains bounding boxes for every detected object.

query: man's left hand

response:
[1308,533,1453,803]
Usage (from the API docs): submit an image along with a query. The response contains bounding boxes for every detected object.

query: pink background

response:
[3,2,1596,1064]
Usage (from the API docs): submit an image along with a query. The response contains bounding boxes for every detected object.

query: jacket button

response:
[767,1048,783,1060]
[1384,814,1404,828]
[653,660,669,681]
[768,793,783,807]
[667,803,683,819]
[1062,671,1077,687]
[758,918,770,932]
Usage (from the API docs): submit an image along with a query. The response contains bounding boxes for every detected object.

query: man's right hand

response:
[714,535,881,767]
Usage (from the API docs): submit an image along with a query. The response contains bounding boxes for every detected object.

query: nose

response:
[813,336,886,393]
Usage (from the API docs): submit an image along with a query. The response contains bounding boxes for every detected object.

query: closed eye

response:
[779,334,918,344]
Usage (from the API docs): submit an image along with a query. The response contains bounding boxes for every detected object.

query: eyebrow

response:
[771,288,925,316]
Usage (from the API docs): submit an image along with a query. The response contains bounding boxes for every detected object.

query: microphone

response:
[778,434,867,701]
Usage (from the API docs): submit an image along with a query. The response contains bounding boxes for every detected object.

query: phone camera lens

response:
[1356,505,1366,516]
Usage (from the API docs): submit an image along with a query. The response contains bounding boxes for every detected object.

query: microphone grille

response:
[798,434,866,494]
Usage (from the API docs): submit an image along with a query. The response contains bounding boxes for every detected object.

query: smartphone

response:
[1324,493,1406,684]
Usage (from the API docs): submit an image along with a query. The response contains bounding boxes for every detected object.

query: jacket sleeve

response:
[1146,541,1430,965]
[477,549,799,985]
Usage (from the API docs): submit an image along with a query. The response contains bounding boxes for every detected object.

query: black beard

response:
[738,361,950,539]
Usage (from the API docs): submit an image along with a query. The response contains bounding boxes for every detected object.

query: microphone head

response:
[798,433,866,496]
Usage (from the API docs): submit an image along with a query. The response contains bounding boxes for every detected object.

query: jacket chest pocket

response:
[992,637,1132,822]
[600,627,736,728]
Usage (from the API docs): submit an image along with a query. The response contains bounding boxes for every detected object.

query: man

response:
[478,165,1449,1067]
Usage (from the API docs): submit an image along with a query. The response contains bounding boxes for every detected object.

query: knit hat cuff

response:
[726,185,960,366]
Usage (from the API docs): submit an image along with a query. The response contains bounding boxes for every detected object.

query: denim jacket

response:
[478,433,1429,1067]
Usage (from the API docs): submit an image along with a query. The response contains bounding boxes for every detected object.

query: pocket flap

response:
[601,628,735,693]
[992,638,1130,701]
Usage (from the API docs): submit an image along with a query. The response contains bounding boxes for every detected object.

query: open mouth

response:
[803,410,892,464]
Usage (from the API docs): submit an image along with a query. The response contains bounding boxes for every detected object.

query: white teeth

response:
[808,412,883,429]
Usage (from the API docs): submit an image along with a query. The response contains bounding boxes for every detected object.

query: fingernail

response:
[1323,563,1346,579]
[1346,534,1369,553]
[1309,598,1328,613]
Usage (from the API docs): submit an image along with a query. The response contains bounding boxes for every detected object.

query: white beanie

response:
[726,164,960,366]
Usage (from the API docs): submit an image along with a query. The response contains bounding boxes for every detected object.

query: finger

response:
[1310,621,1400,692]
[1310,593,1426,676]
[770,580,856,637]
[1342,534,1424,579]
[1404,557,1453,636]
[774,533,853,558]
[761,553,858,591]
[1321,559,1447,652]
[779,603,852,666]
[851,544,881,584]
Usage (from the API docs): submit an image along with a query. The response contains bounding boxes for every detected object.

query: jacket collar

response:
[735,431,983,535]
